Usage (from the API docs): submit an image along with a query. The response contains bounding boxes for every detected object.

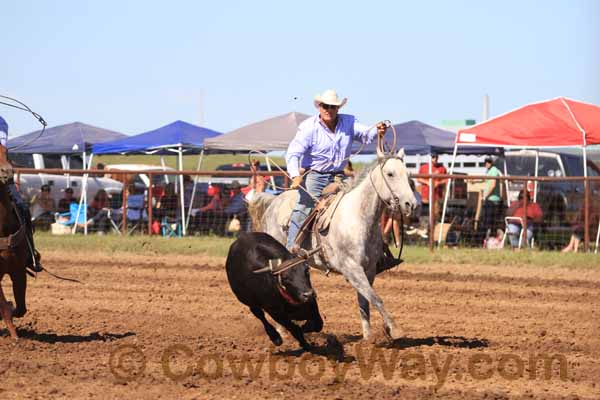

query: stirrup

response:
[28,250,43,273]
[289,244,302,254]
[377,256,403,274]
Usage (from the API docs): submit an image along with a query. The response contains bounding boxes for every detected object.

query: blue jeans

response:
[507,223,533,248]
[287,171,336,249]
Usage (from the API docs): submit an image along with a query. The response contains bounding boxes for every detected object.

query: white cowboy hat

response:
[313,89,347,109]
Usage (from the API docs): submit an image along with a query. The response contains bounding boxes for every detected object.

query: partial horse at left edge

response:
[0,153,29,340]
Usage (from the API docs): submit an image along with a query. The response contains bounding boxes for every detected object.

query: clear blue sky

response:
[2,0,599,137]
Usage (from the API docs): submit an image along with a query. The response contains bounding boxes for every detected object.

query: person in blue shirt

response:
[225,180,246,215]
[0,115,43,272]
[285,89,386,251]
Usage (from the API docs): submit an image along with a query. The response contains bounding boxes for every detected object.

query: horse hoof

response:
[271,335,283,346]
[11,308,26,318]
[301,320,323,333]
[300,342,313,352]
[384,325,402,341]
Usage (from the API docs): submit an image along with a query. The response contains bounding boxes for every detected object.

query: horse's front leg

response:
[10,265,27,318]
[357,264,376,339]
[0,278,17,339]
[342,262,400,340]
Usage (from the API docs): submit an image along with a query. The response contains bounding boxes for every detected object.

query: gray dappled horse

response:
[249,146,416,340]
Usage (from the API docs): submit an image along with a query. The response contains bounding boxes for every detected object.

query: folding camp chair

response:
[126,194,148,234]
[54,203,89,234]
[161,216,182,237]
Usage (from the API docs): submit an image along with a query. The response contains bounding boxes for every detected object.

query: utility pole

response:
[482,94,490,121]
[198,90,204,126]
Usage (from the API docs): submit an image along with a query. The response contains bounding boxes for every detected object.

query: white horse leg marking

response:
[341,263,400,340]
[357,292,371,338]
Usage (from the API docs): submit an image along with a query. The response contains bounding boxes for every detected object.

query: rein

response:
[38,267,83,284]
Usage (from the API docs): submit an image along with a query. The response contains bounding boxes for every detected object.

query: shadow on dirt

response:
[274,334,355,362]
[273,334,488,361]
[1,329,136,344]
[383,335,489,350]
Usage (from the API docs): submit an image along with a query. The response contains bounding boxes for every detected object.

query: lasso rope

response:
[0,94,48,151]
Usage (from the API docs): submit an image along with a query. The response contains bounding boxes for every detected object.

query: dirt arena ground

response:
[1,249,599,399]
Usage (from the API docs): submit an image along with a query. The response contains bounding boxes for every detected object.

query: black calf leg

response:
[268,313,311,350]
[250,307,282,346]
[301,299,323,333]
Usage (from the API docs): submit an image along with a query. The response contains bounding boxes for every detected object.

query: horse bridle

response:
[369,154,406,215]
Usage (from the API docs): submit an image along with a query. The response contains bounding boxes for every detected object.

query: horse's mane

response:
[349,159,379,189]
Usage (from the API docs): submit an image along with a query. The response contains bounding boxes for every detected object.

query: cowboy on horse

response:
[0,115,43,273]
[285,89,401,271]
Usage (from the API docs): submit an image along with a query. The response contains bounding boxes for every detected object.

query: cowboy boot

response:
[376,243,403,274]
[25,223,43,273]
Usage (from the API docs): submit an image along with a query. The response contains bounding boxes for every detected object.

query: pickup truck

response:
[9,152,123,208]
[497,150,600,240]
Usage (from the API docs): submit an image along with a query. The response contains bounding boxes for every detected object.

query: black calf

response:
[225,232,323,350]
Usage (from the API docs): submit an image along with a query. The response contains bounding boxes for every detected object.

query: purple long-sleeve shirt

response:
[285,114,378,178]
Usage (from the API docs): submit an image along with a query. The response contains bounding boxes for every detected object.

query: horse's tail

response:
[247,192,276,232]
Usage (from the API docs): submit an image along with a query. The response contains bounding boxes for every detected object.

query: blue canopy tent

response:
[352,120,501,155]
[7,121,127,235]
[8,121,126,154]
[92,120,223,235]
[92,120,221,155]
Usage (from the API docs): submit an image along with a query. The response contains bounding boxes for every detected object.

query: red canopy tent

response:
[455,97,600,148]
[440,97,600,247]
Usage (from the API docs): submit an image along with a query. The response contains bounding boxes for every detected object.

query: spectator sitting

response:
[506,189,543,249]
[155,183,179,219]
[562,230,582,253]
[190,184,224,234]
[225,180,246,216]
[30,184,56,230]
[88,189,112,234]
[183,174,201,209]
[200,184,224,213]
[562,208,588,253]
[93,162,105,178]
[57,187,79,213]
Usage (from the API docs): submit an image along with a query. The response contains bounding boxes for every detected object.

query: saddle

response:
[292,186,346,249]
[0,202,26,251]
